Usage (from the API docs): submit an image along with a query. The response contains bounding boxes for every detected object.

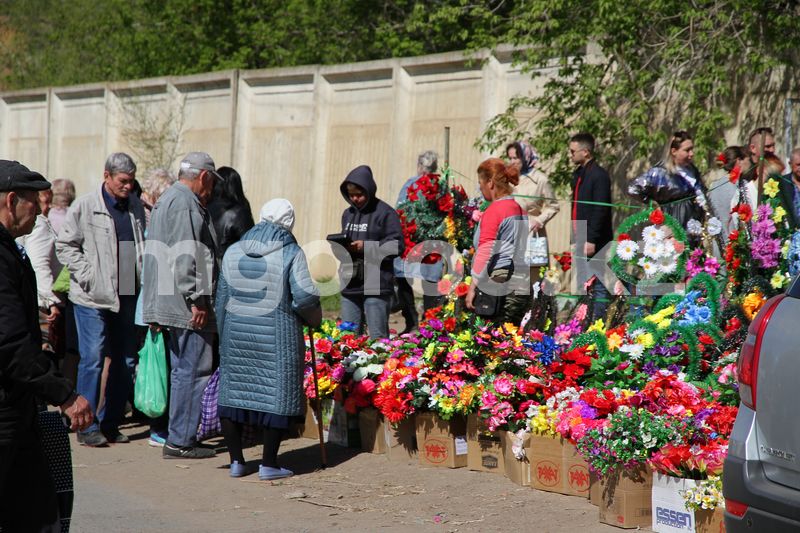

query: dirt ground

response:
[70,419,622,533]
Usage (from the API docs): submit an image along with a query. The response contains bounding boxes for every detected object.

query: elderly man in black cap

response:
[142,152,222,459]
[0,160,92,531]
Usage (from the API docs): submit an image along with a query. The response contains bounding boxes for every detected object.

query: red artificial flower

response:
[424,306,443,321]
[729,165,741,184]
[649,208,665,225]
[407,188,419,202]
[444,317,456,332]
[437,193,454,213]
[315,338,333,354]
[617,233,631,242]
[454,282,470,298]
[554,252,572,272]
[731,203,752,223]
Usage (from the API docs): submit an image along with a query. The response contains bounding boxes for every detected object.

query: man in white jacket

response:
[56,153,146,447]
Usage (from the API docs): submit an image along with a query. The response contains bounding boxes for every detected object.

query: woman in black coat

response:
[207,167,255,257]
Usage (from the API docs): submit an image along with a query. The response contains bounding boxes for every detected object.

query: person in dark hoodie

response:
[337,165,404,339]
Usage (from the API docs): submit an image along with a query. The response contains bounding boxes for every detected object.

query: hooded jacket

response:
[338,166,404,297]
[216,219,321,416]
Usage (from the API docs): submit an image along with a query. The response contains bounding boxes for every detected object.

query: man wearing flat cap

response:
[56,152,146,448]
[142,152,221,459]
[0,160,92,530]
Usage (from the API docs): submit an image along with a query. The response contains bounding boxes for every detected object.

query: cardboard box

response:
[415,412,468,468]
[563,441,591,497]
[466,414,504,474]
[598,467,653,529]
[527,434,590,495]
[652,473,723,533]
[589,471,601,506]
[384,416,417,461]
[695,507,725,533]
[301,399,360,447]
[501,431,531,486]
[359,408,387,454]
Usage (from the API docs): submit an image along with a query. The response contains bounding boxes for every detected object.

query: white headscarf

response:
[259,198,295,231]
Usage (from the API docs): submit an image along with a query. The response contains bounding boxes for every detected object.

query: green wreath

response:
[610,207,688,286]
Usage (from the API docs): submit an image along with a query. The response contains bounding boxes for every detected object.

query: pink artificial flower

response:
[481,390,498,409]
[493,377,514,396]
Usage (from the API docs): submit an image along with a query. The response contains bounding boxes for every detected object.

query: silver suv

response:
[723,282,800,531]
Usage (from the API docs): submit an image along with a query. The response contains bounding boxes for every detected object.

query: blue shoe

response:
[148,431,167,448]
[259,466,293,481]
[230,461,247,478]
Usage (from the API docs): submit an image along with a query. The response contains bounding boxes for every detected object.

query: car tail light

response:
[725,497,749,518]
[737,294,785,410]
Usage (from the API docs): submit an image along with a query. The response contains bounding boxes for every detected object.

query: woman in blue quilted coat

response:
[215,199,321,480]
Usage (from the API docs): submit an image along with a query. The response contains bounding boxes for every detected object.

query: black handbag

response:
[473,288,505,317]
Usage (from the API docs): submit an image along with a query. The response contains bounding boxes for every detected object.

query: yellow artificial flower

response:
[445,301,455,314]
[424,343,436,361]
[743,291,767,320]
[456,330,472,344]
[544,318,552,331]
[773,206,787,223]
[656,318,672,329]
[764,179,779,198]
[771,271,787,290]
[637,332,655,348]
[607,332,623,351]
[438,396,455,412]
[587,318,606,334]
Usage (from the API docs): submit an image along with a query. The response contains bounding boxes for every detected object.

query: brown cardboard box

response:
[301,399,359,447]
[589,472,601,506]
[695,507,725,533]
[384,416,417,461]
[359,408,387,454]
[301,398,331,440]
[529,434,567,493]
[562,442,591,497]
[598,467,653,529]
[415,412,468,468]
[501,431,531,486]
[466,414,504,474]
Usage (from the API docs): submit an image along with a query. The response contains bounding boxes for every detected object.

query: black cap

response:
[0,160,50,192]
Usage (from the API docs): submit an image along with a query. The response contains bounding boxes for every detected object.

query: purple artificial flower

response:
[642,362,659,376]
[419,328,434,339]
[667,364,681,374]
[428,318,443,331]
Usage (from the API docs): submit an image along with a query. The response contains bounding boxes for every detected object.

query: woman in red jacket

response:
[466,158,529,324]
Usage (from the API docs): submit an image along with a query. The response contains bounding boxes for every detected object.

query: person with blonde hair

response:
[139,168,175,226]
[48,178,76,235]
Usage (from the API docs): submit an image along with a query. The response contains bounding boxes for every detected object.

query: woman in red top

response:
[466,158,528,324]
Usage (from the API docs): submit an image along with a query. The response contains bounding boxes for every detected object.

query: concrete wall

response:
[0,50,575,277]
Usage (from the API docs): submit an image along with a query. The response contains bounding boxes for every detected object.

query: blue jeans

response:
[340,294,390,340]
[73,296,138,434]
[166,327,213,447]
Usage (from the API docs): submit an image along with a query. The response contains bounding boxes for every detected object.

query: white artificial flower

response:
[687,219,703,236]
[620,343,644,360]
[643,241,663,259]
[616,239,639,261]
[660,240,675,258]
[707,217,722,236]
[659,256,677,274]
[638,257,660,278]
[642,225,664,243]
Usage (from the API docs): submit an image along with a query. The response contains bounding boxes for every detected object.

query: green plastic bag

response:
[134,330,168,418]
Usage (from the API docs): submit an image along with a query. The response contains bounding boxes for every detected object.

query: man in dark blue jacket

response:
[337,165,403,339]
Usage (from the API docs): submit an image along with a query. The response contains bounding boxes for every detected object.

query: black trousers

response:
[0,427,61,532]
[396,277,418,328]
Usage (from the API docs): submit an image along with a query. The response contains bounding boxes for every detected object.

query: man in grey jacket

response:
[142,152,221,459]
[56,152,145,447]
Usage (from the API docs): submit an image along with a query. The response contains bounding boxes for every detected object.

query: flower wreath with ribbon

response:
[610,207,688,286]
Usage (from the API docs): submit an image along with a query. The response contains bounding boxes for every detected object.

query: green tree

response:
[467,0,800,189]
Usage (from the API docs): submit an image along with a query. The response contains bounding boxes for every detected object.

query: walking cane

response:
[307,327,328,469]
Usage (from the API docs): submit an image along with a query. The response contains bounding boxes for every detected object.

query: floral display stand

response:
[359,407,418,460]
[597,467,653,529]
[359,407,387,454]
[466,413,504,475]
[415,412,468,468]
[384,415,418,461]
[695,507,725,533]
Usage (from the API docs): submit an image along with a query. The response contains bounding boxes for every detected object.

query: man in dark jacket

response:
[778,148,800,231]
[337,165,403,339]
[0,160,92,531]
[569,133,613,319]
